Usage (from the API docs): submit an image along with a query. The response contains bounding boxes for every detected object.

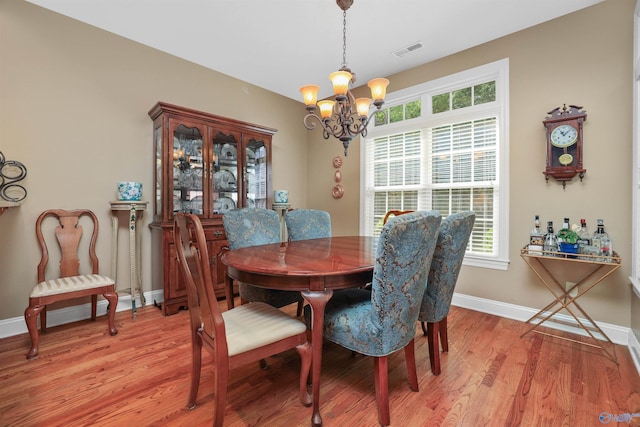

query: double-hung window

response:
[360,59,509,270]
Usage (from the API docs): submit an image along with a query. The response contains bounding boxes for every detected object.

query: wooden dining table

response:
[221,236,376,427]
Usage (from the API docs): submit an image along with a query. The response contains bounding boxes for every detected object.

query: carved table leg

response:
[301,289,333,427]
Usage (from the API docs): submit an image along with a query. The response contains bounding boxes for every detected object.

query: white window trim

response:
[631,0,640,297]
[359,58,510,271]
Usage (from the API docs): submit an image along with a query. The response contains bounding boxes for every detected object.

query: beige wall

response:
[0,1,308,320]
[0,0,636,333]
[308,0,636,327]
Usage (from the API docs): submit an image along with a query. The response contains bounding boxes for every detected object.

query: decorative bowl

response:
[274,190,288,204]
[117,182,142,201]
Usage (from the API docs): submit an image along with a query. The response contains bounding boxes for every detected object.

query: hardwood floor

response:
[1,300,639,426]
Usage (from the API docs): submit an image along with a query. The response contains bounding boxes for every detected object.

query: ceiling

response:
[26,0,604,102]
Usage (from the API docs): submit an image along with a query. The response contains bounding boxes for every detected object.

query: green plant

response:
[557,229,579,244]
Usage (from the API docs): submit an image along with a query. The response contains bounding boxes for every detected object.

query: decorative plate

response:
[214,197,236,213]
[220,144,237,161]
[213,170,237,191]
[246,147,256,163]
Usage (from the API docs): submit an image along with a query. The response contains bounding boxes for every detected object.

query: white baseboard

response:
[628,329,640,375]
[451,293,631,345]
[0,290,165,339]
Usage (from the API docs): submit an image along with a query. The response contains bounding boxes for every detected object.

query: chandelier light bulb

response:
[317,100,335,119]
[299,85,320,106]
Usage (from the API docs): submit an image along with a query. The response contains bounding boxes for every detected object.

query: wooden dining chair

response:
[418,211,475,375]
[222,208,303,313]
[304,211,441,426]
[383,209,414,225]
[284,209,331,241]
[174,213,312,426]
[24,209,118,359]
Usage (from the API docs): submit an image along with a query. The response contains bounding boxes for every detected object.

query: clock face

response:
[550,124,578,148]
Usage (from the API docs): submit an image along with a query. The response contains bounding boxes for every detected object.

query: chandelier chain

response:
[342,10,347,68]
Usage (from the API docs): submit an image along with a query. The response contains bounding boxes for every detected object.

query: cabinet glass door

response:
[154,124,162,217]
[212,131,239,214]
[246,137,268,209]
[173,124,204,215]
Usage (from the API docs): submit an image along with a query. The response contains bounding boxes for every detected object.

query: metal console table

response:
[110,200,148,319]
[520,246,621,363]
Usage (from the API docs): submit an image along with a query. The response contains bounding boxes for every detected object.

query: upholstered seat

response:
[304,211,441,426]
[418,211,475,375]
[174,213,311,426]
[31,274,114,297]
[222,208,303,310]
[285,209,331,241]
[24,209,118,359]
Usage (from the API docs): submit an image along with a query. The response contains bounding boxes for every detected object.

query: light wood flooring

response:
[1,300,639,426]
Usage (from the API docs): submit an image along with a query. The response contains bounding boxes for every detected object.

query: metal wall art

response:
[332,156,344,199]
[0,151,27,202]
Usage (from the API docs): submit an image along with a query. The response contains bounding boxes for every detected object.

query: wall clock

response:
[542,104,587,188]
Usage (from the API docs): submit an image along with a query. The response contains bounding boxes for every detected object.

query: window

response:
[360,59,509,270]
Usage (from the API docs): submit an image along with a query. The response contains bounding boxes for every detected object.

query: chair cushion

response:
[304,288,380,356]
[30,274,115,298]
[223,302,307,356]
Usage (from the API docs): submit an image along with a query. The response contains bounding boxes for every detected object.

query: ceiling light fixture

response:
[299,0,389,156]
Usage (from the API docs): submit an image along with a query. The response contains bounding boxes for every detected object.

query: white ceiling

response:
[26,0,604,102]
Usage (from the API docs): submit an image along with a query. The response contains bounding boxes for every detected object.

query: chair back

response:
[370,211,441,353]
[35,209,101,282]
[419,211,475,323]
[222,208,280,249]
[174,213,226,353]
[382,210,415,225]
[285,209,331,241]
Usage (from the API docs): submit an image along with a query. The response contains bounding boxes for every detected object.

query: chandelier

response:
[299,0,389,156]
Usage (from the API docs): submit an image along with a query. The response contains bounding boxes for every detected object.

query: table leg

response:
[301,289,333,427]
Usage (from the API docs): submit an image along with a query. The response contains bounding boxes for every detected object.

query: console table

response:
[520,246,621,363]
[110,201,148,319]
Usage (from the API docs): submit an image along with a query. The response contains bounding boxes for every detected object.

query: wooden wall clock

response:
[542,104,586,188]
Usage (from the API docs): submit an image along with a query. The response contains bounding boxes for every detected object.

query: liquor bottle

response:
[576,218,591,255]
[592,219,612,261]
[556,217,571,244]
[543,221,558,256]
[529,215,544,254]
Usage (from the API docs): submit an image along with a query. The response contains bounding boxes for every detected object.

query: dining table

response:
[221,236,376,427]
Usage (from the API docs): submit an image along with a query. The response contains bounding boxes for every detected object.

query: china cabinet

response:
[148,102,275,315]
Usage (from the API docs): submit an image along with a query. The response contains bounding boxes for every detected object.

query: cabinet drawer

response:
[204,227,226,240]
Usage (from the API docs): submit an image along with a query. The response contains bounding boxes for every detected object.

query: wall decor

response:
[332,184,344,199]
[332,155,344,198]
[542,104,586,189]
[0,151,27,202]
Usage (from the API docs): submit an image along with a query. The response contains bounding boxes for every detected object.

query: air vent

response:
[392,42,423,57]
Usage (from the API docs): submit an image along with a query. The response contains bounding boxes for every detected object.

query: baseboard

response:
[0,290,165,339]
[628,329,640,375]
[451,293,631,346]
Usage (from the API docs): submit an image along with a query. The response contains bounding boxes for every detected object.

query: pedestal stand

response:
[110,200,148,319]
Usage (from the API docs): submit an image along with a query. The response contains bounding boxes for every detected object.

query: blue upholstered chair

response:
[305,211,441,426]
[418,211,475,375]
[285,209,331,241]
[222,208,303,310]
